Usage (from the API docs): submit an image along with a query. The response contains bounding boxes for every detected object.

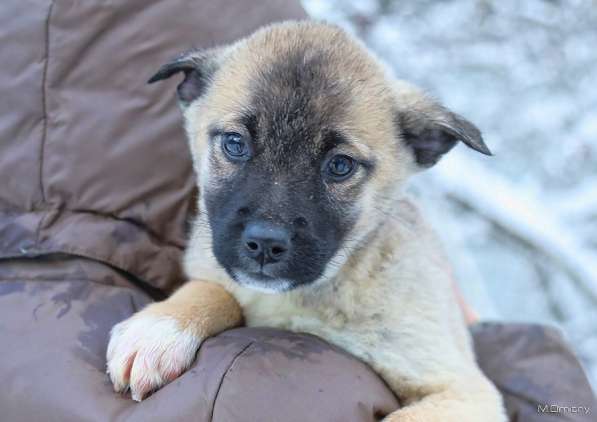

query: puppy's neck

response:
[318,197,424,291]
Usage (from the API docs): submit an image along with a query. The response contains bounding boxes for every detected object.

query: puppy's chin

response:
[231,269,297,294]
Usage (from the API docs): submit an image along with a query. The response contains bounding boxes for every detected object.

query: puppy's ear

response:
[394,82,491,167]
[148,49,221,107]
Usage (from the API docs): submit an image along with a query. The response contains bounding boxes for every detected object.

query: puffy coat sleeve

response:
[473,322,596,422]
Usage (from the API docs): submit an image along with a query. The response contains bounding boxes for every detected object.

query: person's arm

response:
[472,322,596,421]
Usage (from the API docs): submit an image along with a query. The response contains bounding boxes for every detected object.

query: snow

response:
[303,0,597,387]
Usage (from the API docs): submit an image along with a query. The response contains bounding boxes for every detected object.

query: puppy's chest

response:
[232,284,387,340]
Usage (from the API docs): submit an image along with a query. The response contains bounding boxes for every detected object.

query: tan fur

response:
[107,21,506,421]
[146,280,243,337]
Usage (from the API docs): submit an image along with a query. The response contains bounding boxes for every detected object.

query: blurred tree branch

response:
[431,154,597,306]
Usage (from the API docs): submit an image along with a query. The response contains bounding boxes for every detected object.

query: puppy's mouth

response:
[230,268,296,293]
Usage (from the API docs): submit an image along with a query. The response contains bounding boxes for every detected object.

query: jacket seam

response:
[0,248,169,301]
[0,246,172,299]
[67,207,185,249]
[39,0,54,205]
[0,209,183,295]
[35,1,54,246]
[31,206,185,250]
[14,204,184,251]
[210,341,255,422]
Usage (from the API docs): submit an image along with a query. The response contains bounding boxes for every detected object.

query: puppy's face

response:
[150,22,490,292]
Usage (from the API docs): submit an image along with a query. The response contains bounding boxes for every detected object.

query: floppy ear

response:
[395,83,491,167]
[148,50,220,107]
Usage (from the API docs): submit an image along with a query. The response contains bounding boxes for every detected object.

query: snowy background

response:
[302,0,597,387]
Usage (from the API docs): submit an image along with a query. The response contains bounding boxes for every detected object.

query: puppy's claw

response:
[131,390,144,402]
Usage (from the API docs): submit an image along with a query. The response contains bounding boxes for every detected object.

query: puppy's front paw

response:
[106,312,201,401]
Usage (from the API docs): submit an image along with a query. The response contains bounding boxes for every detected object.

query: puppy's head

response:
[150,21,490,293]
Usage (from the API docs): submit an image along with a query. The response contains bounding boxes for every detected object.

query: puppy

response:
[107,21,506,421]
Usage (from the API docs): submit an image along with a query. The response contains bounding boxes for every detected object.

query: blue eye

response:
[326,154,356,180]
[222,133,249,160]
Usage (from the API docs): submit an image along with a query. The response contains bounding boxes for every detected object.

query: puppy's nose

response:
[242,222,290,264]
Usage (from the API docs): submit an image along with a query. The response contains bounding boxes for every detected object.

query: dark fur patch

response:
[148,53,219,107]
[397,108,491,167]
[204,47,361,289]
[400,123,458,167]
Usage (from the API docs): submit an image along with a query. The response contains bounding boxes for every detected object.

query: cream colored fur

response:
[107,21,506,421]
